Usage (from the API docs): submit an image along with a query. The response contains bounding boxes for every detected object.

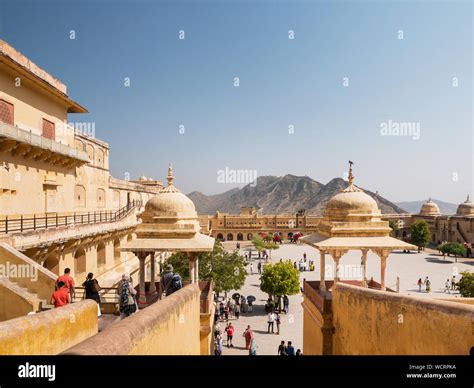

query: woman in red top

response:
[51,281,71,308]
[226,323,235,347]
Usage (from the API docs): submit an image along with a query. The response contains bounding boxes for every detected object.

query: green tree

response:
[260,261,300,311]
[388,220,399,238]
[163,240,246,294]
[410,220,431,252]
[438,242,467,263]
[252,235,279,258]
[457,271,474,297]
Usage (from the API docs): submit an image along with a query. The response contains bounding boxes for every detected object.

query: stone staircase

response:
[0,242,57,321]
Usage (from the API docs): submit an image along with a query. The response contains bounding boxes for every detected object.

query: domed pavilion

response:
[122,165,215,307]
[301,161,416,292]
[456,195,474,217]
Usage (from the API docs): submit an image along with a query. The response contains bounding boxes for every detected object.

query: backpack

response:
[171,274,182,291]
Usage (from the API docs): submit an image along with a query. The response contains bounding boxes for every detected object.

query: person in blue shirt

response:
[286,341,295,356]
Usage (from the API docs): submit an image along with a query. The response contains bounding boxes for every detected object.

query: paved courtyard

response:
[217,241,473,355]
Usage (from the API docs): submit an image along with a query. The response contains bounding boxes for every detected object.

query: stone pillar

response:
[380,255,387,291]
[188,253,196,284]
[333,253,341,283]
[137,252,148,308]
[149,252,157,296]
[319,250,326,292]
[361,249,368,287]
[194,257,199,283]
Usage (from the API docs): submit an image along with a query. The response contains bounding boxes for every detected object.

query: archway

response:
[43,255,59,275]
[237,233,243,241]
[97,242,106,268]
[247,233,253,241]
[227,233,233,241]
[113,238,121,264]
[216,233,224,241]
[74,247,86,277]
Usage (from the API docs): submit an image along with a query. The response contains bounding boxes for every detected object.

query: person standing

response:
[234,302,240,320]
[250,262,254,275]
[56,268,75,302]
[50,281,71,308]
[451,276,456,291]
[303,252,307,261]
[444,279,451,294]
[215,331,223,355]
[244,325,253,350]
[267,311,275,333]
[278,340,287,355]
[249,338,257,356]
[82,272,101,317]
[283,295,289,314]
[417,278,423,292]
[82,272,100,303]
[258,261,262,274]
[424,277,431,293]
[275,312,281,335]
[286,341,295,356]
[118,274,137,318]
[226,322,235,348]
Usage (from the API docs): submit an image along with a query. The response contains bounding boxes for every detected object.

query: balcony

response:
[0,121,89,166]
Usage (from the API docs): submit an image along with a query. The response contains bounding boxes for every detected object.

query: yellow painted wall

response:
[0,300,98,355]
[0,281,38,321]
[63,284,201,355]
[332,283,474,355]
[302,297,326,355]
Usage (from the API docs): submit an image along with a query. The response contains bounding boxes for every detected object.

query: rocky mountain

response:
[395,199,458,215]
[188,175,406,215]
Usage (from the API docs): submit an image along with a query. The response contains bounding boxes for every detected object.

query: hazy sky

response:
[1,0,472,203]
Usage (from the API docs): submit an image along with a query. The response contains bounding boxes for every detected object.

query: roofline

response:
[0,40,88,113]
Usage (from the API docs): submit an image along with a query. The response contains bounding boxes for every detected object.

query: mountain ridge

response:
[188,175,407,215]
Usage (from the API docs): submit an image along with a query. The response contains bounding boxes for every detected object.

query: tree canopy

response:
[410,220,431,248]
[260,261,300,297]
[163,240,247,293]
[438,242,466,262]
[458,271,474,297]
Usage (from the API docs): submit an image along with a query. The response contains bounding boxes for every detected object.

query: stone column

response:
[137,252,148,307]
[188,252,197,283]
[361,249,368,287]
[319,250,326,292]
[380,255,387,291]
[333,252,341,283]
[194,256,199,283]
[149,252,157,296]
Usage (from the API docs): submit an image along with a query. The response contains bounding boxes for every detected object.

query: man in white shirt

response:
[267,312,275,333]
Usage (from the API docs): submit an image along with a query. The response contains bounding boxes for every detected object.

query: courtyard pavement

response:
[218,241,474,356]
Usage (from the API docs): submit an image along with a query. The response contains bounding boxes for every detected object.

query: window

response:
[42,118,55,140]
[0,99,14,125]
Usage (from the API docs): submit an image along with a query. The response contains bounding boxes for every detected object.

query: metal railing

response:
[0,200,142,234]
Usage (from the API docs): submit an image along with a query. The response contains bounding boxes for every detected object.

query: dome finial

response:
[466,194,470,203]
[348,160,354,186]
[167,164,174,186]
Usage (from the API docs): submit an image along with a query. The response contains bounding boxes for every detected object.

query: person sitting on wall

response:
[51,281,71,308]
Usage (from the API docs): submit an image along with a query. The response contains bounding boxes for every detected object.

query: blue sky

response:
[0,0,472,203]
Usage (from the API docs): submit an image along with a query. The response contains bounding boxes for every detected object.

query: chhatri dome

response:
[419,198,441,216]
[138,164,200,239]
[456,195,474,216]
[144,165,196,215]
[323,161,381,223]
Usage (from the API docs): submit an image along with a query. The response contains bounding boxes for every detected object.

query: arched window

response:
[75,185,86,208]
[97,148,105,167]
[86,144,94,163]
[216,233,224,241]
[237,233,243,241]
[227,233,233,241]
[74,248,86,277]
[247,233,253,240]
[97,242,106,268]
[97,188,106,208]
